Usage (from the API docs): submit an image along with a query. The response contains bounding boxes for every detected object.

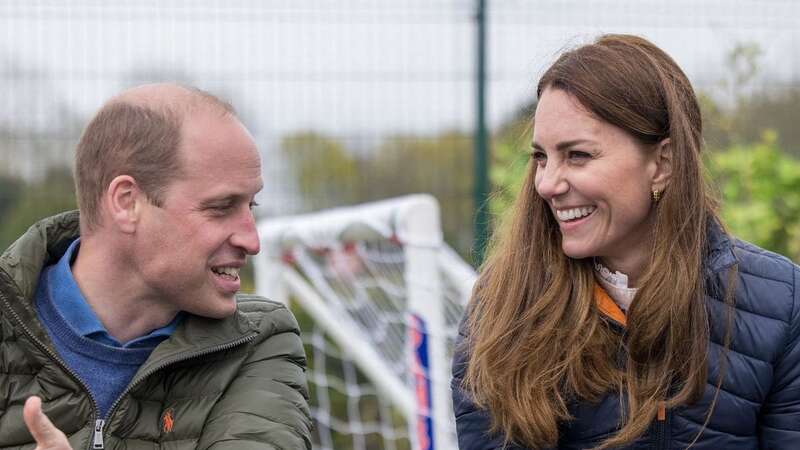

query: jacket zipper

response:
[599,315,670,449]
[1,276,257,449]
[101,332,259,441]
[0,287,101,450]
[93,420,105,448]
[653,401,667,450]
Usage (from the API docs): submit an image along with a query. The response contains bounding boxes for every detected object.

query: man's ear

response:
[651,138,673,192]
[105,175,141,234]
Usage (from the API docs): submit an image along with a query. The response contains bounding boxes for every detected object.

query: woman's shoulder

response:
[705,224,798,325]
[731,238,799,288]
[717,237,800,333]
[706,235,800,372]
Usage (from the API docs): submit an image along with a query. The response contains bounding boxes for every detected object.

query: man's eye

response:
[249,201,260,210]
[210,204,234,214]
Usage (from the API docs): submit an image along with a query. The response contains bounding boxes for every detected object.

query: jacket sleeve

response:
[759,265,800,448]
[451,319,529,450]
[198,304,313,450]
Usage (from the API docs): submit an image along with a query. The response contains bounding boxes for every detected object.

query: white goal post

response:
[254,194,476,450]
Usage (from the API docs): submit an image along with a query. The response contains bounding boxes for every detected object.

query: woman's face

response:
[532,88,661,273]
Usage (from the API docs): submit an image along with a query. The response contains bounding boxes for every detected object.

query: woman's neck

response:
[598,252,648,288]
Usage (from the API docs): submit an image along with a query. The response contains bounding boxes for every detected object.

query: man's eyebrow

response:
[197,194,242,207]
[531,139,596,151]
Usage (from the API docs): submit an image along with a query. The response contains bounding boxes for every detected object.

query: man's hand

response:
[23,396,73,450]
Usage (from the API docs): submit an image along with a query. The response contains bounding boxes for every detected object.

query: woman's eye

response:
[531,151,547,163]
[568,150,591,160]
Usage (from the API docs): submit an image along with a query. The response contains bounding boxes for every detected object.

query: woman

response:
[452,34,800,449]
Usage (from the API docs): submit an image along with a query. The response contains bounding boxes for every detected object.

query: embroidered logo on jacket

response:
[161,408,175,433]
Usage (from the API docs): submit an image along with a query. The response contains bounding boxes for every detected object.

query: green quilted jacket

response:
[0,211,313,449]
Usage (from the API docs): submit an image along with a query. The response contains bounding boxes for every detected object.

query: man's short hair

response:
[74,86,235,231]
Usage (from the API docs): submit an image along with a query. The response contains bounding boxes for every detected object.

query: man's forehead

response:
[110,84,233,124]
[110,84,194,110]
[171,117,262,199]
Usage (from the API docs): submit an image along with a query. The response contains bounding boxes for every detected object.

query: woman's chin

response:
[561,242,596,260]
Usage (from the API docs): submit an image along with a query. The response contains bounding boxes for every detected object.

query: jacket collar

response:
[0,211,80,346]
[594,284,627,327]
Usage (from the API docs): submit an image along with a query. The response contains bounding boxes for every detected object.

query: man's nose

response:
[231,209,261,255]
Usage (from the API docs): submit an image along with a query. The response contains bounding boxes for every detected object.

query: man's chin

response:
[191,296,238,319]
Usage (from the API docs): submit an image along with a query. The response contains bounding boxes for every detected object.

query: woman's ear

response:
[651,138,673,192]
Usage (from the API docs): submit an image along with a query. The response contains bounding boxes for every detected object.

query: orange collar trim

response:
[594,284,627,327]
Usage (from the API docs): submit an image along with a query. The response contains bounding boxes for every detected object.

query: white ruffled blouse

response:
[594,260,638,312]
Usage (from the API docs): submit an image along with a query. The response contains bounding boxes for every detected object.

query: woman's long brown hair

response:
[462,34,733,449]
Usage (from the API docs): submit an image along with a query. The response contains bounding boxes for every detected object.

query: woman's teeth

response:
[556,206,596,222]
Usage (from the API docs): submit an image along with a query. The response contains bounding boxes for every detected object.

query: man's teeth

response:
[556,206,596,222]
[212,267,240,278]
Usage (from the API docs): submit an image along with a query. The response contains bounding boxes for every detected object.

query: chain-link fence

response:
[1,0,799,258]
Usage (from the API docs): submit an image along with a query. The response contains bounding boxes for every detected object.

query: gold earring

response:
[652,189,661,203]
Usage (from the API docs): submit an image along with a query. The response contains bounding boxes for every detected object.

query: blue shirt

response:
[35,238,183,418]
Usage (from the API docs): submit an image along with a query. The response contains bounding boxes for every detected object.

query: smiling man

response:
[0,84,312,449]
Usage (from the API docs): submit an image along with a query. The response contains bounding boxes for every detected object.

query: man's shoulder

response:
[234,294,300,337]
[235,293,286,311]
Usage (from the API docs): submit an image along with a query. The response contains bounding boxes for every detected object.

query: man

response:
[0,84,312,449]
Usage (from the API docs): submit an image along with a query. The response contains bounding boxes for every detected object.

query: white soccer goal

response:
[254,194,476,450]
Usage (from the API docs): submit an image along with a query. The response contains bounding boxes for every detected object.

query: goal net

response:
[254,195,476,450]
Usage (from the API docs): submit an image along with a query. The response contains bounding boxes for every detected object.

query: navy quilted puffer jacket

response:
[451,225,800,449]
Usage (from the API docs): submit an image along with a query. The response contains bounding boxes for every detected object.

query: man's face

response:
[133,109,263,318]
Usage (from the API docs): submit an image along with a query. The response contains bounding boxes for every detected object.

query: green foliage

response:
[701,88,800,158]
[0,174,23,222]
[0,168,77,252]
[700,41,800,158]
[707,131,800,262]
[282,130,475,257]
[489,111,533,219]
[282,132,362,210]
[369,132,474,254]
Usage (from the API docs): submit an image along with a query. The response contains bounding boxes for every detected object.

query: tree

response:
[369,131,474,254]
[0,168,77,251]
[0,174,23,222]
[488,101,534,219]
[701,42,800,157]
[708,131,800,262]
[281,130,477,257]
[281,131,362,210]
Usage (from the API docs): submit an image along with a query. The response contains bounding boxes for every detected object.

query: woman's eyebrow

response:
[531,139,597,151]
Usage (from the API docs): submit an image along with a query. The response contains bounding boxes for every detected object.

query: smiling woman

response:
[452,34,800,450]
[531,88,671,284]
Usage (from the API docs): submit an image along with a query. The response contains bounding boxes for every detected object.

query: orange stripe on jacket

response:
[594,284,627,326]
[593,286,668,420]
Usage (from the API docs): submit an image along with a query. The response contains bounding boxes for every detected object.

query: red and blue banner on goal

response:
[409,313,435,450]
